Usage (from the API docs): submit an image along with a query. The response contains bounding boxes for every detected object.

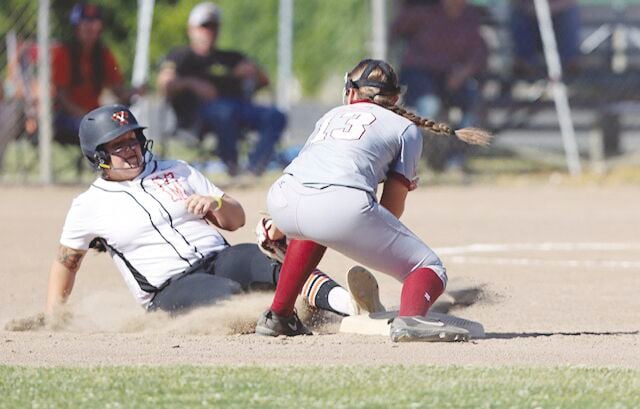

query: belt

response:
[153,251,219,294]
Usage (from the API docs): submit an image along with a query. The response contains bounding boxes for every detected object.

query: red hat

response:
[69,3,102,26]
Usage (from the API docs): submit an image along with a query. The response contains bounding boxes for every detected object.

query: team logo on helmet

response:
[111,111,129,126]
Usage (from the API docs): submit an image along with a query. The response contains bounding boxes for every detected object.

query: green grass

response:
[1,365,638,408]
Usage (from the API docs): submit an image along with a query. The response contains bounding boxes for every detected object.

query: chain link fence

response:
[0,2,39,181]
[0,2,94,183]
[1,1,640,184]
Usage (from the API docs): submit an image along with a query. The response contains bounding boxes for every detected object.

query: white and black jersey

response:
[60,158,227,307]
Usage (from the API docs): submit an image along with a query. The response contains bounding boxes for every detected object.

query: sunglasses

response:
[199,22,219,31]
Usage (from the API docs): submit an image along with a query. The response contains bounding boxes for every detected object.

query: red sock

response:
[270,240,326,316]
[398,267,445,316]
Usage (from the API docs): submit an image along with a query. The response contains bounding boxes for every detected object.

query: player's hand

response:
[409,176,419,191]
[186,194,222,217]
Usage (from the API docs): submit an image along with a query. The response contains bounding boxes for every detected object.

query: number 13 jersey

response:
[284,101,422,195]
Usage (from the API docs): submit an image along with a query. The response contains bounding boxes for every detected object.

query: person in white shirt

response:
[45,104,371,320]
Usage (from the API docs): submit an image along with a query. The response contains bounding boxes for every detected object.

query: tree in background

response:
[154,0,370,96]
[2,0,371,98]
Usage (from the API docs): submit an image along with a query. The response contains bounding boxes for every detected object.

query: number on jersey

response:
[310,112,376,143]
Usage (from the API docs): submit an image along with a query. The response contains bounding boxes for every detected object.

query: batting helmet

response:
[79,104,147,168]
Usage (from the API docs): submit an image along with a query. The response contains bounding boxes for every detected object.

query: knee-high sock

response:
[300,270,350,316]
[270,240,326,316]
[398,267,444,317]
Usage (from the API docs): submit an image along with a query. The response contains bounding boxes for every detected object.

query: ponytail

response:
[347,58,492,146]
[379,100,492,146]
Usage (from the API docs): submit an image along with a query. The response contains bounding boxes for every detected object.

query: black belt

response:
[154,251,219,294]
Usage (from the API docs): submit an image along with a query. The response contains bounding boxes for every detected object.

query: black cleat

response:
[255,309,312,337]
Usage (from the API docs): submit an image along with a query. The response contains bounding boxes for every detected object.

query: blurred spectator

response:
[1,36,39,168]
[157,2,286,177]
[391,0,487,171]
[3,35,38,134]
[52,3,136,143]
[0,76,15,166]
[510,0,581,77]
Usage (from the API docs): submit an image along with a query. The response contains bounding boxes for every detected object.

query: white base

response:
[339,310,485,339]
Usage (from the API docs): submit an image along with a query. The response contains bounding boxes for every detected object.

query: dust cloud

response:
[5,291,277,335]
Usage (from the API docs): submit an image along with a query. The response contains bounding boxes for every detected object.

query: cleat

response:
[256,217,287,263]
[346,265,386,316]
[390,316,469,343]
[255,309,312,337]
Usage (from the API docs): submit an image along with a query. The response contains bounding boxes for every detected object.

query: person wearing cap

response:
[51,2,137,142]
[43,104,361,322]
[157,2,286,177]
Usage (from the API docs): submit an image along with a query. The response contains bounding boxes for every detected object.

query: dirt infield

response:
[1,183,639,367]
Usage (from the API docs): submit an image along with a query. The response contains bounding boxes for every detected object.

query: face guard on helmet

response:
[79,104,152,170]
[343,59,402,103]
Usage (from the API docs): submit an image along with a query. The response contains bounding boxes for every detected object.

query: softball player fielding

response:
[255,59,491,342]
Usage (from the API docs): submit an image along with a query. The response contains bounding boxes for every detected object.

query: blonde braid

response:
[382,102,453,135]
[348,59,492,146]
[377,99,492,146]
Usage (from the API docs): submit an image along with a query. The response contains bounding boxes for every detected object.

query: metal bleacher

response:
[477,2,640,158]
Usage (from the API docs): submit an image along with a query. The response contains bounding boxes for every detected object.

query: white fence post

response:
[132,0,155,88]
[37,0,52,184]
[534,0,582,176]
[371,0,387,60]
[277,0,293,113]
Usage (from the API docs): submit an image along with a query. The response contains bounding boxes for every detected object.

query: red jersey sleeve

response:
[102,48,124,86]
[51,45,71,88]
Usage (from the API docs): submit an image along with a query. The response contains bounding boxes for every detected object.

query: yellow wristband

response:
[212,195,223,212]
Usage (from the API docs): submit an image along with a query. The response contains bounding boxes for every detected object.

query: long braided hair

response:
[345,59,492,146]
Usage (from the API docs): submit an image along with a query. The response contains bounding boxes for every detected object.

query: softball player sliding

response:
[45,105,368,319]
[256,59,491,342]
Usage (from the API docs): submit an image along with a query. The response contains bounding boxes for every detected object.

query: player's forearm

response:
[46,261,78,314]
[45,246,85,314]
[380,178,409,219]
[206,195,246,231]
[380,195,405,219]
